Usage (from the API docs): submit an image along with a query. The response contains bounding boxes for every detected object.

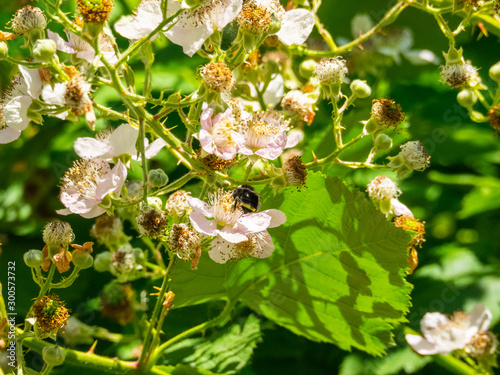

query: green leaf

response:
[162,315,262,374]
[170,172,412,355]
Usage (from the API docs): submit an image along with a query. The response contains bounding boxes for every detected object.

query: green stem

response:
[155,172,197,196]
[146,300,234,371]
[434,354,480,375]
[434,13,455,45]
[40,365,54,375]
[50,267,81,289]
[199,182,210,200]
[138,256,176,369]
[138,117,149,203]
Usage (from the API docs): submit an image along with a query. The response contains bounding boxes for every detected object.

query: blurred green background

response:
[1,0,499,374]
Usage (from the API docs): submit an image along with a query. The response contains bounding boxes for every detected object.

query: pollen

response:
[201,61,234,92]
[371,98,405,129]
[77,0,114,24]
[197,149,236,170]
[61,159,109,201]
[210,189,241,226]
[165,190,192,217]
[212,115,238,148]
[238,3,272,34]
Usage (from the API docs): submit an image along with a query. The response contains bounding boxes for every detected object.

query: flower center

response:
[212,116,237,149]
[211,190,241,226]
[62,159,109,200]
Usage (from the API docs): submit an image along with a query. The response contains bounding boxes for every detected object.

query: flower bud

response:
[350,79,371,98]
[42,345,66,366]
[299,59,318,79]
[90,215,125,246]
[148,169,168,188]
[24,249,44,268]
[72,252,93,269]
[43,221,75,246]
[489,61,500,83]
[457,89,477,109]
[33,39,57,62]
[374,133,393,151]
[94,251,112,272]
[0,41,8,60]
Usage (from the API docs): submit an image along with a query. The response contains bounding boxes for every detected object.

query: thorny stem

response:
[138,255,175,370]
[434,13,455,45]
[155,172,197,196]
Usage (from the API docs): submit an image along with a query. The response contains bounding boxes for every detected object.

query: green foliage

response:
[170,172,412,355]
[162,315,262,374]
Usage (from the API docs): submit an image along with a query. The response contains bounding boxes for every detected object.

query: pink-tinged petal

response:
[188,197,213,217]
[260,209,286,228]
[81,206,106,219]
[47,30,77,54]
[391,198,414,218]
[60,188,81,206]
[285,132,302,149]
[96,161,127,200]
[74,137,110,159]
[63,197,98,214]
[255,145,284,160]
[238,146,254,156]
[237,212,272,233]
[200,129,216,155]
[144,138,167,159]
[76,50,95,63]
[0,127,21,144]
[18,65,42,98]
[200,107,214,131]
[56,208,73,216]
[218,228,248,243]
[405,334,440,355]
[189,210,217,236]
[109,123,138,157]
[276,9,314,45]
[214,147,237,160]
[4,96,32,131]
[253,231,274,258]
[468,304,492,339]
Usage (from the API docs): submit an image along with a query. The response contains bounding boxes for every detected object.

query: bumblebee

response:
[232,185,260,214]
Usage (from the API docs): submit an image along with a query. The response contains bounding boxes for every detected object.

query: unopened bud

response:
[0,41,8,60]
[72,252,93,269]
[42,345,66,366]
[24,249,44,268]
[489,61,500,83]
[148,169,168,188]
[299,59,317,79]
[94,251,112,272]
[33,39,56,62]
[350,79,371,98]
[457,89,477,109]
[374,133,392,151]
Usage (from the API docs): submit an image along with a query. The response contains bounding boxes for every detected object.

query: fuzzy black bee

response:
[232,185,261,214]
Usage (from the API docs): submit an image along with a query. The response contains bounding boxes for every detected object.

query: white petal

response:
[42,83,66,106]
[18,66,42,98]
[115,0,163,40]
[406,334,440,355]
[4,96,32,131]
[252,231,274,258]
[144,138,167,159]
[467,304,492,339]
[212,0,243,30]
[74,137,110,159]
[276,9,314,45]
[56,208,73,216]
[80,206,106,219]
[0,127,21,144]
[421,312,449,339]
[76,50,95,63]
[208,239,232,264]
[109,123,138,157]
[164,12,213,57]
[47,30,77,54]
[391,198,414,218]
[96,161,127,199]
[260,209,286,228]
[262,74,284,106]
